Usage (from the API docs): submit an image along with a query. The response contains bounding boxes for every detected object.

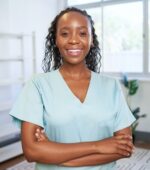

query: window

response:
[67,0,149,76]
[68,0,99,6]
[85,8,102,44]
[103,2,143,72]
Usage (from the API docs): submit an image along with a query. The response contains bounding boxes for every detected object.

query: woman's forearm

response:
[21,122,98,164]
[23,140,98,164]
[60,127,134,167]
[23,136,131,165]
[22,122,133,165]
[60,153,127,167]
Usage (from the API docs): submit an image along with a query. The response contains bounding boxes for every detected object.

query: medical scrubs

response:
[9,69,135,170]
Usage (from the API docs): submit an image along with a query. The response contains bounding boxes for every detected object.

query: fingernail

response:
[132,147,136,152]
[35,133,39,137]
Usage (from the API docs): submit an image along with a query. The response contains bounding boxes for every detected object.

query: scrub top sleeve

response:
[9,77,44,128]
[114,80,136,132]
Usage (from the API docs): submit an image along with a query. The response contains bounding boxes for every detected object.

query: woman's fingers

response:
[118,144,132,153]
[97,134,134,156]
[117,148,131,157]
[115,134,134,156]
[117,139,133,148]
[115,134,132,140]
[35,128,48,142]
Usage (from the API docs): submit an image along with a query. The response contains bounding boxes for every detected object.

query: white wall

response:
[8,0,63,73]
[0,0,10,32]
[0,0,67,85]
[0,0,66,123]
[0,0,11,79]
[0,0,64,76]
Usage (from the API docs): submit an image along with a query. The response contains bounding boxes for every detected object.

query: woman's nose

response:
[68,33,79,44]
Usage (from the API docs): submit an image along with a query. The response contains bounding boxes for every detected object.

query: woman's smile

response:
[66,49,83,56]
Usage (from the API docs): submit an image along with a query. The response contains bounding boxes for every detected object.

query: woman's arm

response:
[21,121,97,164]
[59,126,134,167]
[60,153,126,167]
[32,125,133,166]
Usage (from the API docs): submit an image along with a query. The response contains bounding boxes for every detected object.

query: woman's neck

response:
[59,63,90,79]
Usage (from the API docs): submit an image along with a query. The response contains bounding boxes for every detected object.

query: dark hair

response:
[42,7,101,73]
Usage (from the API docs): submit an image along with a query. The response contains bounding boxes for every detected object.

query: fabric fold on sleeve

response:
[9,77,44,128]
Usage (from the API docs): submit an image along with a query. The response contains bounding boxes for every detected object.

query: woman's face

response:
[56,11,93,66]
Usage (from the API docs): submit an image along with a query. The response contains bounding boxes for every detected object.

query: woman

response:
[10,7,135,170]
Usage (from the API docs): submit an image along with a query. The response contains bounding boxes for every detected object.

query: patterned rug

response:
[7,148,150,170]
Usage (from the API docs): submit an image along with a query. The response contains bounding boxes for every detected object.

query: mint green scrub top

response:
[9,70,135,170]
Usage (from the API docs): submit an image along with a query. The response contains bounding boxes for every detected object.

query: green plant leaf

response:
[129,80,139,95]
[132,122,139,134]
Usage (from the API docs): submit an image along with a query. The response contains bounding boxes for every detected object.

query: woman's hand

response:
[35,128,49,142]
[95,134,134,157]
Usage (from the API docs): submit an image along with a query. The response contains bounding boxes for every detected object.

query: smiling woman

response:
[56,11,93,66]
[9,7,135,170]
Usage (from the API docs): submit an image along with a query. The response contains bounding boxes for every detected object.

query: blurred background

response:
[0,0,150,168]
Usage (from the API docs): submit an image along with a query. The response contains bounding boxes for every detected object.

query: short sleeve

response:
[114,80,136,132]
[9,77,44,128]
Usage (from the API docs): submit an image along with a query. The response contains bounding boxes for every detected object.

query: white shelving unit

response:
[0,32,36,162]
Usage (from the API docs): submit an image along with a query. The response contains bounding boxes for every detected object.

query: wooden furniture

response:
[0,155,25,170]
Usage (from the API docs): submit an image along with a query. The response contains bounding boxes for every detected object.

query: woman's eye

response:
[61,32,68,37]
[80,32,87,37]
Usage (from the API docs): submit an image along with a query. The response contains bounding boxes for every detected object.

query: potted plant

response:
[121,75,146,141]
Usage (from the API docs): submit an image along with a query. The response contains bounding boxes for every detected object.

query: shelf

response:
[0,32,32,39]
[0,78,25,86]
[0,58,23,62]
[0,32,36,163]
[0,141,23,163]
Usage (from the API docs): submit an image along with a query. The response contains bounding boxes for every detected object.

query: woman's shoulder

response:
[93,72,122,95]
[25,70,58,88]
[93,72,118,85]
[31,70,57,81]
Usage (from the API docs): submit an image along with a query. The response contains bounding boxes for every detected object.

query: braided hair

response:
[42,7,101,73]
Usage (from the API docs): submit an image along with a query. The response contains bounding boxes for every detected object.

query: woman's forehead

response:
[57,11,91,29]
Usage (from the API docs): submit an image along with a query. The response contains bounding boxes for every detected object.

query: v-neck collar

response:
[56,69,93,105]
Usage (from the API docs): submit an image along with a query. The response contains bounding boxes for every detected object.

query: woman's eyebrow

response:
[59,26,88,30]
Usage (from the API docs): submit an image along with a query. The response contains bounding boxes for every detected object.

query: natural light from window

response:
[67,1,146,74]
[103,2,143,72]
[85,8,102,46]
[68,0,99,6]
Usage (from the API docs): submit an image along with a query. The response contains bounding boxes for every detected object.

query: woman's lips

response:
[66,49,82,56]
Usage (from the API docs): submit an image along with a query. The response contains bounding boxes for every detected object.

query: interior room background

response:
[0,0,65,162]
[0,0,150,153]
